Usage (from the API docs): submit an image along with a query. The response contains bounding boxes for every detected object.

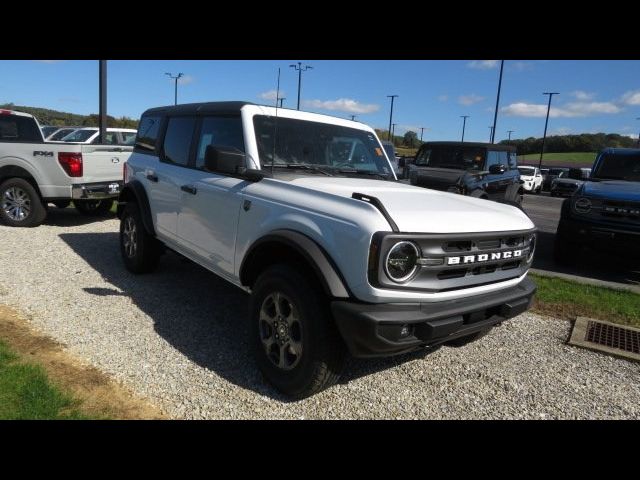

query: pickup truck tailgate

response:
[79,145,133,183]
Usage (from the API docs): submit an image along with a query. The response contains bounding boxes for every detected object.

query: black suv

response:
[408,142,522,205]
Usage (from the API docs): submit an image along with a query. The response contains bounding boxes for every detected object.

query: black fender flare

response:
[240,230,350,299]
[117,180,155,236]
[469,188,488,199]
[504,182,523,203]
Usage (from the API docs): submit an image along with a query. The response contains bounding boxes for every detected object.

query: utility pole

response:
[539,92,559,169]
[278,97,285,108]
[508,130,514,142]
[387,95,398,142]
[460,115,470,142]
[290,62,312,110]
[98,60,107,145]
[350,115,356,121]
[636,117,640,147]
[419,127,425,142]
[488,126,494,143]
[391,123,397,144]
[490,60,504,144]
[165,72,184,105]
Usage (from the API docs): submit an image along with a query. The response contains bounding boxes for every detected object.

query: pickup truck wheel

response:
[74,199,114,216]
[119,202,162,273]
[250,264,346,399]
[0,178,47,228]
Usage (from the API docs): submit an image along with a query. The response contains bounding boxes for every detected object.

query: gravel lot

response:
[1,208,639,419]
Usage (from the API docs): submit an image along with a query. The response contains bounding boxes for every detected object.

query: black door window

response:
[162,117,196,167]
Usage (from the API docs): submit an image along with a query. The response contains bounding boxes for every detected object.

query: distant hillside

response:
[0,104,138,129]
[499,133,636,155]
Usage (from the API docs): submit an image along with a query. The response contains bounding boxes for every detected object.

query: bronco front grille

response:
[600,200,640,220]
[370,229,536,293]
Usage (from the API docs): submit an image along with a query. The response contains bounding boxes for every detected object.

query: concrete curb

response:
[530,268,640,295]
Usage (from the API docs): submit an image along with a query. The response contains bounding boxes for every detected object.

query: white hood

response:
[285,177,535,234]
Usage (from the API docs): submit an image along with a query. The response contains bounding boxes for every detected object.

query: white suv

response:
[117,102,537,398]
[517,166,543,194]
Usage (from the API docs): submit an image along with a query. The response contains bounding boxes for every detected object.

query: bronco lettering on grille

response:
[447,250,522,265]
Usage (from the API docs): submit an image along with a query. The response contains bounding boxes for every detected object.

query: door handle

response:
[146,173,158,182]
[181,184,197,195]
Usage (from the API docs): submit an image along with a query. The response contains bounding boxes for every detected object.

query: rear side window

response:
[0,115,42,142]
[486,150,508,170]
[195,116,244,169]
[135,116,163,152]
[508,151,517,169]
[162,116,196,167]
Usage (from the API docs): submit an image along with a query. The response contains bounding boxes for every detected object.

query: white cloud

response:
[467,60,499,70]
[437,94,448,102]
[510,61,533,72]
[458,94,485,106]
[258,89,285,101]
[622,133,638,139]
[501,101,621,118]
[177,75,194,85]
[302,98,380,114]
[550,127,573,135]
[571,90,595,101]
[621,90,640,105]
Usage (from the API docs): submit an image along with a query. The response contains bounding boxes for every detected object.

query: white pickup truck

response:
[0,109,132,227]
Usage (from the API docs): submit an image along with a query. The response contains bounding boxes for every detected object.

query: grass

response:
[0,340,89,419]
[520,152,596,164]
[531,273,640,327]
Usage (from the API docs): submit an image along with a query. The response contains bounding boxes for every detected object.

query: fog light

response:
[400,324,412,338]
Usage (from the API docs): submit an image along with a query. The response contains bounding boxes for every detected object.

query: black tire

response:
[446,329,489,347]
[119,202,162,273]
[0,178,47,227]
[553,231,578,266]
[74,199,114,216]
[535,186,541,194]
[250,264,346,399]
[53,200,71,209]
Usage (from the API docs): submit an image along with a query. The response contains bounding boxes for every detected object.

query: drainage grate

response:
[585,321,640,354]
[568,317,640,362]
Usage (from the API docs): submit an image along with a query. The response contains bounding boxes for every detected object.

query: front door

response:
[177,115,246,278]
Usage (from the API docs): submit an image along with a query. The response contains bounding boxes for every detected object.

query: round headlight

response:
[527,234,536,263]
[385,241,420,283]
[574,197,592,214]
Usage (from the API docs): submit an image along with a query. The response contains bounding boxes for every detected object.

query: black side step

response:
[352,192,399,232]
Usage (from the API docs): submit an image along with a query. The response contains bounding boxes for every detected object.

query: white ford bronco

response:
[118,102,537,398]
[0,109,131,227]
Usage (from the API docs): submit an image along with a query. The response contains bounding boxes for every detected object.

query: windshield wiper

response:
[336,168,390,179]
[266,164,334,176]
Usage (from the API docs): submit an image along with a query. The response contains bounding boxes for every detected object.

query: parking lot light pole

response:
[165,72,184,105]
[538,92,559,169]
[350,115,356,121]
[490,60,504,144]
[636,117,640,147]
[508,130,514,142]
[290,62,312,110]
[278,97,285,108]
[387,95,398,142]
[460,115,470,142]
[99,60,107,145]
[391,123,397,145]
[419,127,425,142]
[489,126,494,143]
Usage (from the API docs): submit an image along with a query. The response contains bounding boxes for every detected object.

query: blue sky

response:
[1,60,639,142]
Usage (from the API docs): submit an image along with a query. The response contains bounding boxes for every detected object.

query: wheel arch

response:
[0,165,43,199]
[240,230,351,299]
[117,180,155,236]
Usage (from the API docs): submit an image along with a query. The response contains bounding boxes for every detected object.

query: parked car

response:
[408,141,523,205]
[542,167,569,191]
[0,109,132,227]
[60,127,137,145]
[554,148,640,263]
[518,166,543,194]
[46,126,82,142]
[550,168,591,197]
[117,101,537,398]
[40,125,59,138]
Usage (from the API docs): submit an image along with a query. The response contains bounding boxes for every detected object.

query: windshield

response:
[415,145,485,171]
[518,167,535,176]
[592,153,640,181]
[253,115,393,178]
[62,129,97,142]
[121,131,137,145]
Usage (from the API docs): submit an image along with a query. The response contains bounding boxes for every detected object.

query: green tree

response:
[403,130,418,148]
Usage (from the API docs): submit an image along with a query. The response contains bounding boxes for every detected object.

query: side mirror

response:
[489,164,506,174]
[205,145,246,175]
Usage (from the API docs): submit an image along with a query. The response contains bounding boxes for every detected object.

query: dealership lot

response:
[0,209,638,419]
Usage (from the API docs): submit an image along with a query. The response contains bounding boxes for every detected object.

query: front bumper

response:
[331,276,536,357]
[71,181,123,200]
[558,215,640,254]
